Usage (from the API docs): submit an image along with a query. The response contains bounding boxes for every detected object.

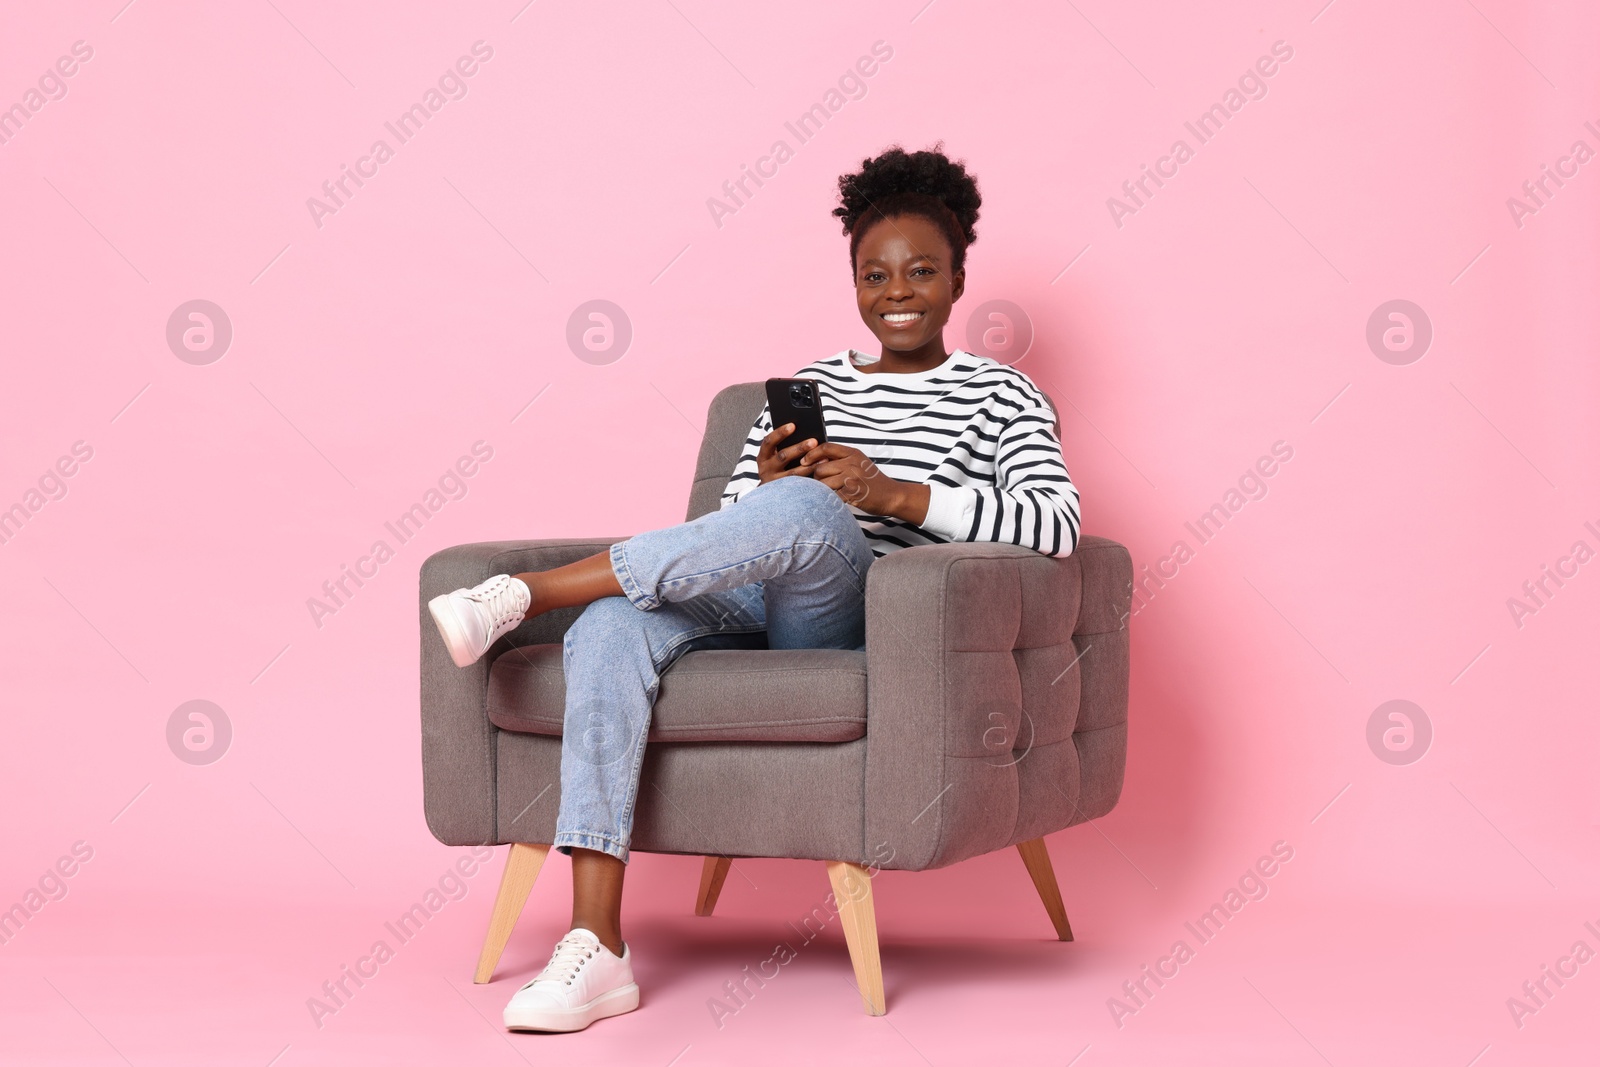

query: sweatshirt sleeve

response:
[719,402,773,509]
[922,405,1082,557]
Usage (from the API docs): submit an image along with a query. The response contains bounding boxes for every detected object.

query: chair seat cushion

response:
[486,645,868,743]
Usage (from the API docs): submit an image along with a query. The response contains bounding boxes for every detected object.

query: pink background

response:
[3,1,1597,1063]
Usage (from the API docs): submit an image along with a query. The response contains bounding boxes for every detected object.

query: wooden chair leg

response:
[826,860,886,1016]
[695,856,732,917]
[1016,837,1074,941]
[474,843,550,983]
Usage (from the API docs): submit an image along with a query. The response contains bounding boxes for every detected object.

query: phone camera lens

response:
[789,383,814,408]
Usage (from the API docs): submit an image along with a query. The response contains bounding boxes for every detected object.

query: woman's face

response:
[853,214,965,355]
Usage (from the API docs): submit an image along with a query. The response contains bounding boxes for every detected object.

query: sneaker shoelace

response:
[528,935,596,989]
[471,575,525,633]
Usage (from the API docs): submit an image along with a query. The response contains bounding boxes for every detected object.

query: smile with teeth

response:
[881,311,924,325]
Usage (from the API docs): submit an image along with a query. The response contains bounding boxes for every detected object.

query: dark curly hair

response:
[833,144,981,274]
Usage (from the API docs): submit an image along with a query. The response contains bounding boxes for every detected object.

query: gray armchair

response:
[419,382,1132,1015]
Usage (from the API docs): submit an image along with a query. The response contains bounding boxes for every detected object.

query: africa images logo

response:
[166,300,233,365]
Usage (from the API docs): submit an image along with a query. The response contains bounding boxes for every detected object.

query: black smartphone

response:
[764,378,828,470]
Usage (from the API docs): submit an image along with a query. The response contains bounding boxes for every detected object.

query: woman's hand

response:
[755,423,819,484]
[797,443,930,524]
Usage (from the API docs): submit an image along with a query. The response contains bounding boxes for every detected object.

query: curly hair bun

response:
[833,144,981,271]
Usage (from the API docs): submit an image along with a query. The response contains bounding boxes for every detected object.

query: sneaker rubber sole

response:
[504,982,640,1032]
[427,593,479,668]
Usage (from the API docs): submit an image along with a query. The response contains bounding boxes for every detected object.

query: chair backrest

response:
[684,379,1063,522]
[686,382,767,521]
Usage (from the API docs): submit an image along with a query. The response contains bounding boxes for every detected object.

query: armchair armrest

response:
[863,541,1100,872]
[419,538,622,845]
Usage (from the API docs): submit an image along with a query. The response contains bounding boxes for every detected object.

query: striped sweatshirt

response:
[721,349,1081,557]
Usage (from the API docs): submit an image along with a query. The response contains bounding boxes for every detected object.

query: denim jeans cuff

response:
[608,540,659,612]
[553,830,631,864]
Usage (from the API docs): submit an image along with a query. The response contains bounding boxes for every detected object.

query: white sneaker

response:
[503,927,639,1032]
[427,573,531,667]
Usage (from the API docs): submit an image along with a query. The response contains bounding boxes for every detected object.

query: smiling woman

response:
[720,145,1080,556]
[425,143,1082,1033]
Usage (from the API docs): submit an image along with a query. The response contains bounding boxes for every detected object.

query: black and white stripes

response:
[721,350,1082,557]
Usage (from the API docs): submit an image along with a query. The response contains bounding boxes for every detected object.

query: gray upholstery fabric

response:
[496,731,870,862]
[686,382,765,521]
[419,382,1132,871]
[420,539,622,846]
[487,646,868,743]
[862,541,1117,871]
[1073,721,1129,823]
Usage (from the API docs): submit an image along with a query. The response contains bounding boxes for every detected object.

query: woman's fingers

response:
[798,442,857,467]
[809,459,863,481]
[759,426,816,467]
[757,423,796,460]
[777,438,818,465]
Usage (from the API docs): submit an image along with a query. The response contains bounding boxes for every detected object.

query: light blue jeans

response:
[551,475,875,863]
